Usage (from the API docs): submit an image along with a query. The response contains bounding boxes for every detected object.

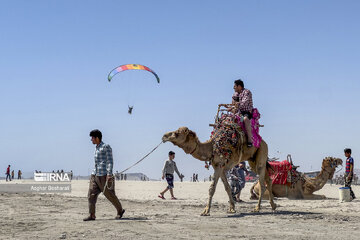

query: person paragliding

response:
[108,64,160,114]
[108,64,160,83]
[128,105,134,115]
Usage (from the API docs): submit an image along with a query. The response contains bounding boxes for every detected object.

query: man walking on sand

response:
[6,165,11,181]
[158,151,183,200]
[83,129,125,221]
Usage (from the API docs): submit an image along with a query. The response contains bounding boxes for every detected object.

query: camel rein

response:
[335,165,343,174]
[119,141,164,174]
[321,162,342,176]
[103,141,163,193]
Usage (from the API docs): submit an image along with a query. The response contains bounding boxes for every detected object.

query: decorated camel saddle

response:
[268,155,305,187]
[210,106,263,163]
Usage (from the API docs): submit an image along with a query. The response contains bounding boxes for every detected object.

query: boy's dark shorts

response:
[165,174,174,189]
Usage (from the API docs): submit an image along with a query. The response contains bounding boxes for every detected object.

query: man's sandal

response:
[83,216,96,221]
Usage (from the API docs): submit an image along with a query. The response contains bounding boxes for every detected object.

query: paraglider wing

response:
[107,64,160,83]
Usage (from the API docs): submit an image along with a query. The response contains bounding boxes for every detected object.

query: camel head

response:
[162,127,196,145]
[163,127,214,161]
[322,157,343,179]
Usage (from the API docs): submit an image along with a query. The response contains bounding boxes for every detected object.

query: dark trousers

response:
[6,174,11,181]
[238,169,246,189]
[230,179,241,199]
[345,175,356,199]
[88,175,123,214]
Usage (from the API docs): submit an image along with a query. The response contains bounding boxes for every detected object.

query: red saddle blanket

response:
[268,160,292,185]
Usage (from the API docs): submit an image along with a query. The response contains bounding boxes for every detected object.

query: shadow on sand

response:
[225,210,318,218]
[104,217,149,221]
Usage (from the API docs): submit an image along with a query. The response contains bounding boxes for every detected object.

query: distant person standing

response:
[344,148,356,200]
[11,170,14,179]
[83,129,125,221]
[6,165,11,181]
[228,166,241,201]
[18,170,22,180]
[236,162,248,202]
[180,173,184,182]
[158,151,183,200]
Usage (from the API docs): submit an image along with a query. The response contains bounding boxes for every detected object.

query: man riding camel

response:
[231,79,254,147]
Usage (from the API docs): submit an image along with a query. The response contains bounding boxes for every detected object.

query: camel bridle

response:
[190,141,199,155]
[321,159,339,176]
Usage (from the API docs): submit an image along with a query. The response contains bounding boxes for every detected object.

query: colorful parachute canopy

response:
[108,64,160,83]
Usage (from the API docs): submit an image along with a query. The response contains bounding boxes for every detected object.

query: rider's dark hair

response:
[234,79,244,88]
[344,148,352,154]
[169,151,175,156]
[90,129,102,141]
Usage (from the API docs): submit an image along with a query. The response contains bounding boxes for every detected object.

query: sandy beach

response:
[0,180,359,240]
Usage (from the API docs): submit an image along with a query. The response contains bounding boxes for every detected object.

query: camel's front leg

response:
[201,167,221,216]
[220,170,236,214]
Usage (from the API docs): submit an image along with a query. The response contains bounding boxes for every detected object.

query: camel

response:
[250,157,343,200]
[162,125,276,216]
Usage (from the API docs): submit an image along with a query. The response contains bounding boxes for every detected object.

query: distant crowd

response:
[114,172,128,181]
[333,174,359,185]
[114,171,148,181]
[5,165,22,181]
[191,173,199,182]
[4,167,74,181]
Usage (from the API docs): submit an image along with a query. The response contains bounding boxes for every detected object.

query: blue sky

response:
[1,1,359,179]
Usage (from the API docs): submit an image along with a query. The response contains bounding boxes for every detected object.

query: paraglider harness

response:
[128,105,134,114]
